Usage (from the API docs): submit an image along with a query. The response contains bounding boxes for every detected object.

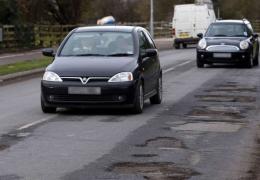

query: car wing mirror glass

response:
[42,48,55,57]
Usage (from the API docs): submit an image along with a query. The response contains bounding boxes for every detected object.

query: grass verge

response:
[0,57,52,76]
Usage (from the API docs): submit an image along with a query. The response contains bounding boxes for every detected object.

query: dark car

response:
[41,26,162,114]
[196,19,259,68]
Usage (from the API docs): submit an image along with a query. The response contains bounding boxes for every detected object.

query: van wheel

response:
[132,83,144,114]
[150,76,162,104]
[197,59,204,68]
[174,43,180,49]
[41,96,56,113]
[183,43,187,48]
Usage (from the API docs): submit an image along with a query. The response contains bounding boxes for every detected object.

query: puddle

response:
[196,95,256,103]
[171,122,244,133]
[109,162,200,180]
[132,154,158,158]
[136,137,185,149]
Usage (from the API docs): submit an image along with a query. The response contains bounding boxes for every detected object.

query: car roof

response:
[75,26,139,33]
[215,19,250,25]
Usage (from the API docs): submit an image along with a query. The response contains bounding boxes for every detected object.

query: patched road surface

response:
[0,47,260,180]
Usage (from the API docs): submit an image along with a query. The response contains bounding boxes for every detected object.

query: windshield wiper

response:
[107,53,134,57]
[75,54,107,57]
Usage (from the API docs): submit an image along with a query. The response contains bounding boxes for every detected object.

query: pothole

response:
[195,95,256,103]
[206,85,257,93]
[188,108,244,119]
[171,122,244,133]
[0,144,10,151]
[132,154,158,158]
[0,175,20,180]
[136,137,186,149]
[109,162,200,180]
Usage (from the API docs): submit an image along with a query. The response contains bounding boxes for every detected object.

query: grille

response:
[49,95,125,103]
[206,45,239,52]
[61,77,110,84]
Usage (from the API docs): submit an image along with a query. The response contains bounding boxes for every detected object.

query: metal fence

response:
[0,22,172,51]
[0,20,260,51]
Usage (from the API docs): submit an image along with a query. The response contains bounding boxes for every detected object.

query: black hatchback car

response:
[41,26,162,114]
[197,20,259,68]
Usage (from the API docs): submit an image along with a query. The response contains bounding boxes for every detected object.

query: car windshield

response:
[205,23,249,37]
[60,31,134,57]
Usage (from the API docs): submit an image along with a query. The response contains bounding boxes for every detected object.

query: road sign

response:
[0,27,2,42]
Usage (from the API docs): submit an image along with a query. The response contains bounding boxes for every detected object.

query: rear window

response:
[205,23,249,37]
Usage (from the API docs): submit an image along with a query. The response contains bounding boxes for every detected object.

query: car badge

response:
[221,43,225,45]
[81,77,88,84]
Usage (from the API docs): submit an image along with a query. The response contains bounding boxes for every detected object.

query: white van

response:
[172,4,216,49]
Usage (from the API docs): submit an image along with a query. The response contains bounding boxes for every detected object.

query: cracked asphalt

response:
[0,47,260,180]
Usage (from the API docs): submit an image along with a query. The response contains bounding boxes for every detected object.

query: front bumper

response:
[41,80,138,108]
[197,49,251,64]
[174,37,199,44]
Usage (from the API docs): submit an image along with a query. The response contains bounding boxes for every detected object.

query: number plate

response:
[213,53,232,58]
[68,87,101,95]
[179,32,190,38]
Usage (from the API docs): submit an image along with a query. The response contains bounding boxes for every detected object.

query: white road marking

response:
[163,60,192,74]
[0,52,41,59]
[17,115,58,131]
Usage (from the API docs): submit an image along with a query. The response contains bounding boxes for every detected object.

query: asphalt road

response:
[0,47,260,180]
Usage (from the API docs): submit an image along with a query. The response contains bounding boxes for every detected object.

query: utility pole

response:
[150,0,154,38]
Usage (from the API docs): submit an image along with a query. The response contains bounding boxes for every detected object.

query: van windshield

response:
[205,23,249,37]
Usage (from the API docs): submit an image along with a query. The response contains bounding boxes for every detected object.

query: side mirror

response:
[197,33,203,39]
[253,33,259,39]
[42,48,55,57]
[143,49,158,58]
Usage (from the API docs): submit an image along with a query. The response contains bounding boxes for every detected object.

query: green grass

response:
[0,57,53,76]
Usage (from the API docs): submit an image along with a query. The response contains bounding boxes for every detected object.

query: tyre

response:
[132,83,144,114]
[253,51,259,66]
[174,43,180,49]
[245,53,253,68]
[41,96,56,113]
[150,76,162,104]
[197,59,204,68]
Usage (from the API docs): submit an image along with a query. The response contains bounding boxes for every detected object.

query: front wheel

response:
[41,96,56,113]
[253,51,259,66]
[150,76,162,104]
[197,59,204,68]
[131,83,144,114]
[245,53,254,68]
[174,43,180,49]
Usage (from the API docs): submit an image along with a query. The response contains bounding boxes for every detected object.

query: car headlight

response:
[108,72,133,82]
[240,41,249,50]
[43,71,63,82]
[198,38,207,49]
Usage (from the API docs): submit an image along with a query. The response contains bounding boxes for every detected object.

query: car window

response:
[205,23,249,37]
[138,31,152,50]
[60,32,134,56]
[143,30,156,48]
